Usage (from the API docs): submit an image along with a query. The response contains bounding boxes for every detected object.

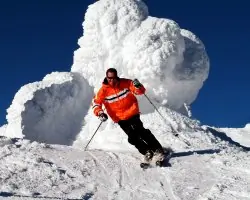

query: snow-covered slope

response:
[216,123,250,148]
[1,125,250,200]
[0,0,250,199]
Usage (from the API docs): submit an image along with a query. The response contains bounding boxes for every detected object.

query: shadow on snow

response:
[172,148,221,158]
[0,191,94,200]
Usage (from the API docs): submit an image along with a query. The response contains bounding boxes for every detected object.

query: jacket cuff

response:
[98,110,104,116]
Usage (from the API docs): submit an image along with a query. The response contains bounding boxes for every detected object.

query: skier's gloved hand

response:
[132,79,142,88]
[98,112,108,122]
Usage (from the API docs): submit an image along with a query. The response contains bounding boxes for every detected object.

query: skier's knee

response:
[128,137,137,145]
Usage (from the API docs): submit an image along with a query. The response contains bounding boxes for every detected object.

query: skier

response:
[92,68,165,164]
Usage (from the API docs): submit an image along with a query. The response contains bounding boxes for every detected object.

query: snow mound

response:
[5,72,93,145]
[71,0,209,111]
[0,124,7,136]
[216,123,250,148]
[244,123,250,130]
[170,29,209,109]
[1,127,250,200]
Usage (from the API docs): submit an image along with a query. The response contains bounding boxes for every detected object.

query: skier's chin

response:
[109,82,116,87]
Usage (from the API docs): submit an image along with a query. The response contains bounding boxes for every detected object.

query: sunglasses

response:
[107,76,117,80]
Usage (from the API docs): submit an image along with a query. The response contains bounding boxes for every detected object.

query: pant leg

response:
[131,115,163,152]
[118,117,149,155]
[141,129,163,152]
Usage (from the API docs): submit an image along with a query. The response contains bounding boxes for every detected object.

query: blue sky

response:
[0,0,249,128]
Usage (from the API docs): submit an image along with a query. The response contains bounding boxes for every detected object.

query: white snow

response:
[217,125,250,148]
[71,0,209,111]
[0,0,250,199]
[4,72,93,145]
[1,125,250,200]
[0,125,7,136]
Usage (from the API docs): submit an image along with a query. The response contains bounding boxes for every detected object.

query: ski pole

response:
[84,121,103,151]
[143,94,178,134]
[144,93,191,146]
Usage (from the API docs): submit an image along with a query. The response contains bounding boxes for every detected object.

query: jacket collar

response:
[102,77,120,87]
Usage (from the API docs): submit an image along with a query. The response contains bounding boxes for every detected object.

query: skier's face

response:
[107,72,118,87]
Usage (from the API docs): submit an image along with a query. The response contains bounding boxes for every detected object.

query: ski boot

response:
[140,150,153,169]
[154,149,165,167]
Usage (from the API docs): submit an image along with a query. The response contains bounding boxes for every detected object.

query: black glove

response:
[98,112,108,122]
[132,79,142,88]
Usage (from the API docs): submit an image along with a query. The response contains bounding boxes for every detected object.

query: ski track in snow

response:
[0,134,250,200]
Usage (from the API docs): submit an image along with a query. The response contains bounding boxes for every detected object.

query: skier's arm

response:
[129,79,146,95]
[92,87,105,116]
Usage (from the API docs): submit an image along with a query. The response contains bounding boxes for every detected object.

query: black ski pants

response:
[118,114,163,155]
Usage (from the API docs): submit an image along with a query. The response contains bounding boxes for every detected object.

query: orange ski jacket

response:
[92,78,146,122]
